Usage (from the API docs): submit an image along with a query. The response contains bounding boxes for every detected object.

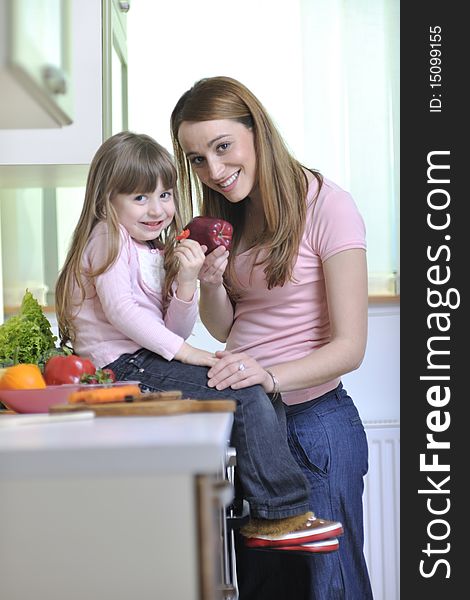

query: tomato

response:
[44,355,96,385]
[0,364,46,390]
[101,368,116,382]
[79,368,116,384]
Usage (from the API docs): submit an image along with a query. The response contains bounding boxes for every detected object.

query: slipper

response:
[244,515,343,548]
[272,537,340,554]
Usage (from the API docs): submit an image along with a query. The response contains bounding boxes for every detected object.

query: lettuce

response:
[0,290,58,365]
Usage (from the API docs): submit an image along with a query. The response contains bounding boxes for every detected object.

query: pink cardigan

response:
[72,222,198,368]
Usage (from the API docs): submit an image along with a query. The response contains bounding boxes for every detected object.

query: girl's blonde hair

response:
[170,76,322,294]
[55,131,184,347]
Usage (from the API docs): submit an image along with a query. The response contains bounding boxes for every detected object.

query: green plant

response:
[0,289,58,366]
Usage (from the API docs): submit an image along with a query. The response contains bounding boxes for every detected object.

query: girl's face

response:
[178,119,258,203]
[111,181,175,243]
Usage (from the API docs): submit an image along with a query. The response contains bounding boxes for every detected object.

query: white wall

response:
[127,0,305,159]
[343,304,399,423]
[127,0,399,295]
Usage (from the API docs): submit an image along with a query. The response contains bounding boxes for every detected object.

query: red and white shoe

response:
[273,537,340,554]
[244,515,344,549]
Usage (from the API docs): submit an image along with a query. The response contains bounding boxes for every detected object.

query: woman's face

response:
[178,119,258,203]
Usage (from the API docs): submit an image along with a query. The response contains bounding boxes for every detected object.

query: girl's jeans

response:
[106,348,310,519]
[235,383,373,600]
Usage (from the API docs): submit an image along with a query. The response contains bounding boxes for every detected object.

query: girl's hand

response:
[174,239,207,284]
[174,342,218,368]
[199,245,229,288]
[207,351,273,392]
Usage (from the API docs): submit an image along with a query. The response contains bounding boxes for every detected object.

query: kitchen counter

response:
[0,412,233,478]
[0,412,234,600]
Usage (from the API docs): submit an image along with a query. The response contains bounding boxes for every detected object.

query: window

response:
[128,0,399,297]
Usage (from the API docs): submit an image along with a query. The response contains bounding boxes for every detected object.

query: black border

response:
[401,2,465,595]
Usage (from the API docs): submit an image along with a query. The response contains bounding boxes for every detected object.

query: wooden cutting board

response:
[49,395,236,416]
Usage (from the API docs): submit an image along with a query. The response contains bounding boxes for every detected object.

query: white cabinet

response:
[0,0,128,188]
[0,0,73,129]
[0,413,234,600]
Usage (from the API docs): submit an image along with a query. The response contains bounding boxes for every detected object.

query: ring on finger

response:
[238,362,246,372]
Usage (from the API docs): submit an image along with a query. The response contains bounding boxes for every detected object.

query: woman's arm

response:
[269,248,368,391]
[206,248,368,392]
[199,283,234,342]
[198,246,234,342]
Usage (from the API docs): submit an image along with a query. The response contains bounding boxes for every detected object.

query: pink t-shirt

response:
[226,177,366,405]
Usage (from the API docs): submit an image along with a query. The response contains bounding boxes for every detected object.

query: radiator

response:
[363,421,400,600]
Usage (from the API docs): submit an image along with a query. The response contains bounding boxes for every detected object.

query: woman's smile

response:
[218,170,240,191]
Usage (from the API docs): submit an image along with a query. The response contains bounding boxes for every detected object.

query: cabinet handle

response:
[225,446,237,468]
[118,1,130,12]
[42,65,67,95]
[212,480,234,508]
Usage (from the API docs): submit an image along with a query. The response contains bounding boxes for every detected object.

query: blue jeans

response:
[235,383,373,599]
[106,349,310,519]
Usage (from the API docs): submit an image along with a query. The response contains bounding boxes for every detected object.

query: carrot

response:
[68,385,141,405]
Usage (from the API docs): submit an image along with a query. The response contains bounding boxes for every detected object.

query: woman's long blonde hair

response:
[170,76,322,294]
[55,131,184,347]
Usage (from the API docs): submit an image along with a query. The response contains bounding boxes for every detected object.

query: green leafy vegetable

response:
[0,289,58,366]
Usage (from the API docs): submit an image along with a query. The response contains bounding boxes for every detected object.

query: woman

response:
[55,130,342,555]
[170,76,373,599]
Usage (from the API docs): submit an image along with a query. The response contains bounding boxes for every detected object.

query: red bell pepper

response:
[177,216,233,255]
[44,354,96,385]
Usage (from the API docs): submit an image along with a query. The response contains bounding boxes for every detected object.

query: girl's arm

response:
[91,234,214,367]
[172,238,206,302]
[198,246,234,342]
[173,341,217,366]
[206,248,368,392]
[164,239,205,339]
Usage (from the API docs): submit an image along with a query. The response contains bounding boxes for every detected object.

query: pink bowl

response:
[0,385,81,414]
[0,381,142,414]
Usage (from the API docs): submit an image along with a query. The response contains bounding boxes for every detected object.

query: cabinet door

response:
[102,0,129,138]
[3,0,73,128]
[197,475,235,600]
[0,0,103,187]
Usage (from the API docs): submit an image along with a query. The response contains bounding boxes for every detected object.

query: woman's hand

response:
[207,350,273,392]
[199,245,229,288]
[174,342,218,368]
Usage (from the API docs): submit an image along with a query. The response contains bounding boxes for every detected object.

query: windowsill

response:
[368,295,400,305]
[5,296,401,316]
[3,305,56,316]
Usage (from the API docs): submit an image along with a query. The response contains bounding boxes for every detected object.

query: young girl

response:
[170,77,373,599]
[55,131,342,553]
